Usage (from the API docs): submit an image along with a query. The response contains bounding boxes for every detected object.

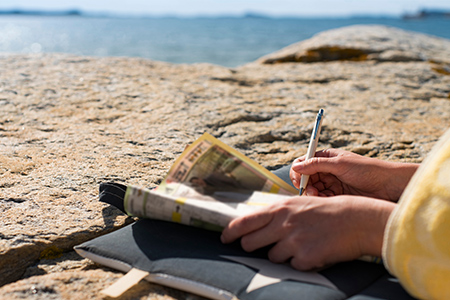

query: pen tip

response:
[299,187,304,196]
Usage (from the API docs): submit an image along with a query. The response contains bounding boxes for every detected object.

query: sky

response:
[1,0,450,17]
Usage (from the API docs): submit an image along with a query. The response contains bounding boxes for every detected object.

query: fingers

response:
[312,174,343,196]
[291,157,327,186]
[239,218,283,252]
[291,168,340,197]
[289,149,337,189]
[292,149,342,164]
[292,156,339,176]
[291,148,354,176]
[290,149,334,187]
[267,238,295,263]
[290,253,327,271]
[304,185,319,196]
[289,166,302,188]
[289,164,321,190]
[222,201,297,252]
[320,189,336,197]
[221,208,273,245]
[268,239,330,271]
[294,172,342,197]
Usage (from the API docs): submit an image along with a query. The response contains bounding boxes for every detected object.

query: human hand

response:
[221,195,395,271]
[290,149,418,201]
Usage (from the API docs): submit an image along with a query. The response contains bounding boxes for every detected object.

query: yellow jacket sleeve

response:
[383,128,450,300]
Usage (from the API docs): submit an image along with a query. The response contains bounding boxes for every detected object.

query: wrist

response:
[381,161,419,201]
[350,197,396,258]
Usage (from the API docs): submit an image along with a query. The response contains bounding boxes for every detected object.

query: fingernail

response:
[292,179,298,188]
[220,234,226,243]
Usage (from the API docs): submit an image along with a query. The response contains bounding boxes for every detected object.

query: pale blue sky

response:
[1,0,450,17]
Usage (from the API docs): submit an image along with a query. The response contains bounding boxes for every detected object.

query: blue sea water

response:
[0,15,449,67]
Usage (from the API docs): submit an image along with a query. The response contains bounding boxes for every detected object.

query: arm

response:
[383,128,450,300]
[221,195,395,271]
[290,149,419,201]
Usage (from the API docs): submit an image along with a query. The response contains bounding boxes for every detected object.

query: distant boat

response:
[403,9,450,19]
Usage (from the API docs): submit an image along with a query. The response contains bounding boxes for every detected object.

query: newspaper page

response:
[157,132,297,197]
[124,133,297,230]
[124,184,292,231]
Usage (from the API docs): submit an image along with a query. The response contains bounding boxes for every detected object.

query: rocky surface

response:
[257,24,450,64]
[1,25,449,299]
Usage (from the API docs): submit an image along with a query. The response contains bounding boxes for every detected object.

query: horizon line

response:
[1,7,449,20]
[0,8,430,19]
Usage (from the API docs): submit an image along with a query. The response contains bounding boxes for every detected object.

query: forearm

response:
[380,161,419,201]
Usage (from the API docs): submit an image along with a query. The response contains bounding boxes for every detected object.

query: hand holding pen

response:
[222,107,413,267]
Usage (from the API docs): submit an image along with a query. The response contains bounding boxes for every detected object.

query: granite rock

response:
[1,25,450,299]
[257,25,450,64]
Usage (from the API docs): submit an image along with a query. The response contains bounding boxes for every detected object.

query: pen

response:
[299,109,324,196]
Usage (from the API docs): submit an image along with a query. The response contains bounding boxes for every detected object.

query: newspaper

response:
[124,133,298,231]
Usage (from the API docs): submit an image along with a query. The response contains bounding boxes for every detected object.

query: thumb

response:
[291,156,339,175]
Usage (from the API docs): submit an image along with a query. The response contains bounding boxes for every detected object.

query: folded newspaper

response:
[124,133,298,231]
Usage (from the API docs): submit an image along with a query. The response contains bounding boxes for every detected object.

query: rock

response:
[257,25,450,64]
[1,25,450,298]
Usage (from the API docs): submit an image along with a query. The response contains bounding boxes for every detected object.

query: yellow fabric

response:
[383,128,450,300]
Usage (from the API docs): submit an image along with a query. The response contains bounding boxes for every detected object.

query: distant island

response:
[403,9,450,19]
[0,9,82,16]
[0,9,270,18]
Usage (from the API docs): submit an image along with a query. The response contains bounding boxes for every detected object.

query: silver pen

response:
[299,109,324,195]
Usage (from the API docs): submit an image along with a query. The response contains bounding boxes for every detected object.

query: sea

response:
[0,15,449,67]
